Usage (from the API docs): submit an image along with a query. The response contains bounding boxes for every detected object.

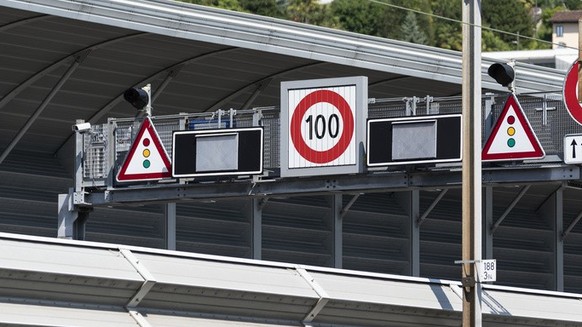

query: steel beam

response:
[483,186,493,259]
[0,56,83,164]
[83,168,577,207]
[250,198,263,260]
[164,203,177,250]
[491,185,531,234]
[537,187,564,291]
[339,194,360,219]
[562,211,582,241]
[331,194,342,269]
[417,189,448,227]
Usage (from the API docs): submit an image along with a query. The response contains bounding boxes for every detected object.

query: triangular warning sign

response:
[482,94,545,161]
[116,117,172,182]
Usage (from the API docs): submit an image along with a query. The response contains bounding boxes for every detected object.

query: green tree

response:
[178,0,243,11]
[400,11,428,44]
[330,0,384,36]
[286,0,334,27]
[482,0,535,49]
[482,29,512,51]
[239,0,285,18]
[564,0,582,10]
[378,0,434,42]
[430,0,462,50]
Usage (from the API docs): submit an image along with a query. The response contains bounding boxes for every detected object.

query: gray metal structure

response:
[0,232,581,326]
[1,0,582,326]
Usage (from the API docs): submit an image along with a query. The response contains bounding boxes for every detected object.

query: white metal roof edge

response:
[1,231,581,300]
[0,232,581,324]
[0,231,445,285]
[0,0,566,94]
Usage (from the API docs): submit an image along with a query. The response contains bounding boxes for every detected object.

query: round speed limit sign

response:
[281,76,367,178]
[290,89,355,165]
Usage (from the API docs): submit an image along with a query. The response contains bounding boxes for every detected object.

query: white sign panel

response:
[564,134,582,164]
[479,259,497,282]
[280,77,367,178]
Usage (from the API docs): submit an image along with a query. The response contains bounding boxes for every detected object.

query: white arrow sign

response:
[564,134,582,164]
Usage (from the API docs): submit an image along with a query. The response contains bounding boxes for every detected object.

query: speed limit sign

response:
[280,76,367,177]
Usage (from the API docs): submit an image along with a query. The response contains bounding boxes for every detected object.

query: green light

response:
[143,159,151,169]
[507,138,515,148]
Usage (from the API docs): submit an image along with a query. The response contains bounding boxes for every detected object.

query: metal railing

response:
[79,92,573,188]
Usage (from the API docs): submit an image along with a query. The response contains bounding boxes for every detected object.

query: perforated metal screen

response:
[81,93,571,186]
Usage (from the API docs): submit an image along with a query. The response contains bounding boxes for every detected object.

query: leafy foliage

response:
[174,0,579,51]
[400,11,428,45]
[329,0,384,36]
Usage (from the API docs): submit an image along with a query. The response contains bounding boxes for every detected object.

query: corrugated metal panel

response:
[262,196,333,267]
[0,0,581,302]
[343,193,410,275]
[145,313,298,327]
[0,301,138,327]
[0,234,579,326]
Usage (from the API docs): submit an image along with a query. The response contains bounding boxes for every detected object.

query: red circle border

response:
[289,89,354,164]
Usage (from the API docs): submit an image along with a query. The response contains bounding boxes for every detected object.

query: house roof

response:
[550,10,582,23]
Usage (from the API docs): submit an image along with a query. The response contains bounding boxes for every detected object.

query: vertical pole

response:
[165,203,177,250]
[462,0,482,326]
[332,194,343,268]
[484,186,493,259]
[251,198,263,260]
[554,188,564,292]
[410,190,420,276]
[397,190,420,276]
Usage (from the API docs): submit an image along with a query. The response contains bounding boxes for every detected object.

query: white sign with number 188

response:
[479,259,497,282]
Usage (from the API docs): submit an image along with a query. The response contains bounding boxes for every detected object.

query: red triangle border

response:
[482,94,545,161]
[116,117,172,182]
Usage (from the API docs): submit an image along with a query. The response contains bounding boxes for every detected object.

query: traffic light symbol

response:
[482,94,544,161]
[142,138,151,169]
[116,117,172,182]
[506,115,516,148]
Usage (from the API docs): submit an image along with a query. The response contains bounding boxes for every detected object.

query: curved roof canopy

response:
[0,0,567,164]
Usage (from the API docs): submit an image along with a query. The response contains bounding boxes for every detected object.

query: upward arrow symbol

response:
[571,139,578,159]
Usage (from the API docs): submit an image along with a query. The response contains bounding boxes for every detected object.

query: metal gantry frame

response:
[57,91,582,296]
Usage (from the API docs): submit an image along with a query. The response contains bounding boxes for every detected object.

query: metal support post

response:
[424,95,434,114]
[250,198,264,260]
[396,190,420,276]
[484,186,493,259]
[57,192,76,239]
[462,0,482,326]
[538,187,564,291]
[331,194,343,268]
[57,190,91,240]
[164,203,177,250]
[483,93,495,139]
[404,96,419,116]
[252,109,264,127]
[410,190,420,276]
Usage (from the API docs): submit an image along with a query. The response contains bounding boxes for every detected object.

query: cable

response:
[366,0,579,51]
